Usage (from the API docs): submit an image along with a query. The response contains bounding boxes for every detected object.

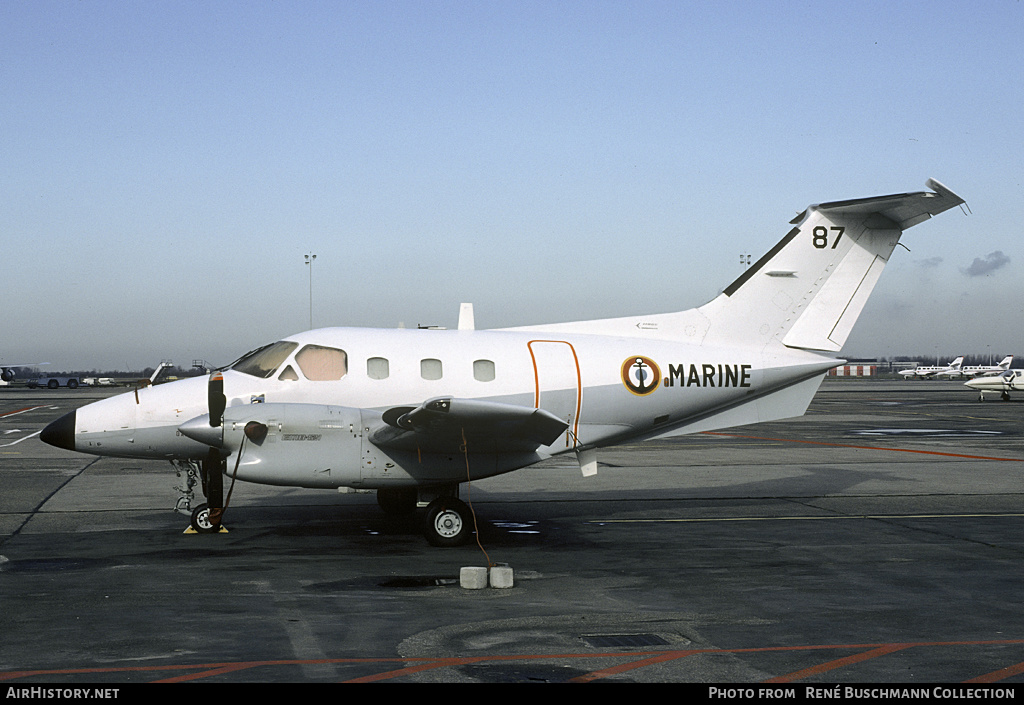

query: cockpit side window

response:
[231,341,299,378]
[295,345,348,381]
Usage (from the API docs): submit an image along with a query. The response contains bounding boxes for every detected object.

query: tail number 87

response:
[812,226,845,249]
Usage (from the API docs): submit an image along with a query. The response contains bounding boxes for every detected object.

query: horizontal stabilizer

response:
[812,178,965,230]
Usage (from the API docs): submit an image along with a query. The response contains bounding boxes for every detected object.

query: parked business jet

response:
[40,179,965,545]
[964,369,1022,401]
[952,355,1014,379]
[1,362,49,383]
[898,356,964,379]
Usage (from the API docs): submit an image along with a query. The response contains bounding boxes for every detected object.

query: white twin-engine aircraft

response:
[897,355,964,379]
[41,179,965,545]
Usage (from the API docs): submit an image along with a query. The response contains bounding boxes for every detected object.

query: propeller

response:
[176,372,227,446]
[181,371,267,532]
[202,371,227,529]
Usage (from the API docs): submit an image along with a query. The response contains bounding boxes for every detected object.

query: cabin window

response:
[295,345,348,381]
[473,359,495,382]
[420,358,443,380]
[231,341,299,379]
[367,357,390,380]
[278,365,299,382]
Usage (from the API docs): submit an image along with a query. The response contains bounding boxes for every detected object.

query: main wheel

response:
[423,497,472,547]
[190,503,218,534]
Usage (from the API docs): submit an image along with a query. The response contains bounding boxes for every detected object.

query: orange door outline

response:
[527,340,582,448]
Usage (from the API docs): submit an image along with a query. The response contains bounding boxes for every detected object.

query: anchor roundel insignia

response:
[621,356,661,396]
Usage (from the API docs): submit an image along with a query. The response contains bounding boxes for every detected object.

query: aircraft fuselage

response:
[44,326,834,489]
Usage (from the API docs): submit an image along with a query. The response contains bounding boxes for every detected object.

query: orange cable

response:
[461,428,493,568]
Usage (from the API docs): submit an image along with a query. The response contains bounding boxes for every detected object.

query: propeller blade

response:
[208,372,226,427]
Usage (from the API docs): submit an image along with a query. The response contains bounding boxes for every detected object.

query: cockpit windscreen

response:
[231,341,299,378]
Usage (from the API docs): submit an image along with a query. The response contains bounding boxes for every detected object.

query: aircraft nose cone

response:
[41,411,76,451]
[177,414,222,447]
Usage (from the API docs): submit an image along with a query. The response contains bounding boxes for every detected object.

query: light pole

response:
[304,252,316,329]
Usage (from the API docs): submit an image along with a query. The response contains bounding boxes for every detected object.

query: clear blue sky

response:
[3,1,1021,371]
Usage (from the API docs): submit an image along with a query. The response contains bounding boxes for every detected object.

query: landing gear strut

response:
[188,449,226,533]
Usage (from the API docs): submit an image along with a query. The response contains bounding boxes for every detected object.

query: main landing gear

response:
[423,497,472,547]
[376,487,474,547]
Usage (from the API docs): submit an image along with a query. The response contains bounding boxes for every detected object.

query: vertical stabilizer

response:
[699,180,965,352]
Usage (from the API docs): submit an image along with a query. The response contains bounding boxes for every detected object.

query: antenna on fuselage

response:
[458,303,475,331]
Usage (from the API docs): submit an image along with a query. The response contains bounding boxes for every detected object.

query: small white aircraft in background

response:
[1,362,49,384]
[41,179,966,545]
[898,356,964,379]
[964,369,1022,401]
[950,355,1014,379]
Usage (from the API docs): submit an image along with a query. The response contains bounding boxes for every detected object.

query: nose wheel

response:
[189,503,222,534]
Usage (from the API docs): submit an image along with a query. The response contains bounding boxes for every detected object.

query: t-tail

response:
[634,179,967,439]
[507,179,965,358]
[698,179,965,352]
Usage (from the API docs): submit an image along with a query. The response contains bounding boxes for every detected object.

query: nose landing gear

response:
[172,451,229,534]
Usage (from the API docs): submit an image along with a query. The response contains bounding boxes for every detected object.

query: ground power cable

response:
[1,456,102,548]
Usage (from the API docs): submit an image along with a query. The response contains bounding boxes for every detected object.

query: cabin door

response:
[527,340,582,450]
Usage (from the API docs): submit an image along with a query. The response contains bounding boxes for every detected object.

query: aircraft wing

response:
[369,397,569,454]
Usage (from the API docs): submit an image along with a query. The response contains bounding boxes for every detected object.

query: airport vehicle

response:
[28,375,81,389]
[81,377,119,387]
[942,355,1013,379]
[1,362,48,383]
[898,356,964,379]
[964,369,1022,401]
[40,179,966,545]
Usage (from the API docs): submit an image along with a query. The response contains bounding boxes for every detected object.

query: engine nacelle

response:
[1,368,15,382]
[207,402,546,490]
[221,403,364,488]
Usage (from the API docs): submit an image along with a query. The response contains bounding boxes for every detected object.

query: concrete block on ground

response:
[460,566,488,589]
[490,565,514,589]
